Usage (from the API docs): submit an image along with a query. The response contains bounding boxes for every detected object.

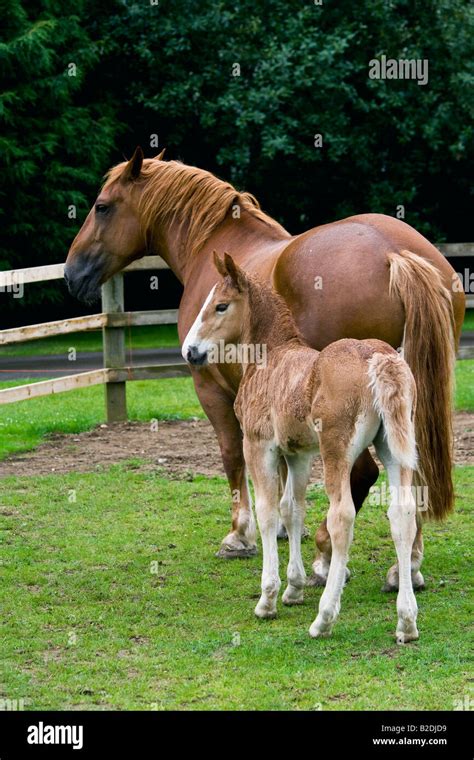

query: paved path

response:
[0,348,184,381]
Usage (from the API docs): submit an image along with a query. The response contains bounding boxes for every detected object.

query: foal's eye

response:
[215,303,228,313]
[95,203,109,215]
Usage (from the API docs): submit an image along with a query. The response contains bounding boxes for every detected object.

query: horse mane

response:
[245,271,305,349]
[103,158,290,257]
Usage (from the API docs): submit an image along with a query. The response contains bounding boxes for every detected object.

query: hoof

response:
[309,620,333,638]
[396,626,419,645]
[382,569,426,593]
[255,603,277,619]
[216,544,257,559]
[277,524,310,540]
[282,587,305,606]
[307,573,327,587]
[307,567,350,587]
[412,571,425,591]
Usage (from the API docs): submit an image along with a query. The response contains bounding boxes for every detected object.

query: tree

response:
[100,0,474,240]
[0,0,121,311]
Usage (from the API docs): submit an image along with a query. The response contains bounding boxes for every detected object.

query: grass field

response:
[463,309,474,332]
[0,378,204,459]
[0,355,472,711]
[0,465,472,710]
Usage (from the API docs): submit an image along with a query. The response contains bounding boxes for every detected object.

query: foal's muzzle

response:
[186,345,208,367]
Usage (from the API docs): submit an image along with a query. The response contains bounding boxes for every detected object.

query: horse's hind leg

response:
[309,460,355,638]
[376,435,419,642]
[280,453,312,605]
[243,438,281,619]
[309,448,378,586]
[383,516,425,592]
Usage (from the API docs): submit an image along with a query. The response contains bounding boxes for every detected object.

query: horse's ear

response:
[223,252,247,291]
[122,146,144,182]
[213,250,228,277]
[155,148,166,160]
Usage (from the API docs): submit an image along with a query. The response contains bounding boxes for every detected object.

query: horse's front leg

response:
[191,369,257,558]
[244,438,281,618]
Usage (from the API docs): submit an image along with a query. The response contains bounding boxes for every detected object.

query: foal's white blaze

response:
[181,285,216,361]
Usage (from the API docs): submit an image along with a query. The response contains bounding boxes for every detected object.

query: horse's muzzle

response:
[186,346,208,367]
[64,255,104,305]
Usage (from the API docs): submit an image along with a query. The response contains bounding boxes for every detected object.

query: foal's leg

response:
[280,453,312,605]
[375,437,419,642]
[244,438,281,619]
[310,461,355,638]
[311,448,425,592]
[277,458,310,540]
[277,458,289,539]
[383,514,425,592]
[309,448,378,586]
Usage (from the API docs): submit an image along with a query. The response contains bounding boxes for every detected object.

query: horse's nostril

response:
[186,346,208,366]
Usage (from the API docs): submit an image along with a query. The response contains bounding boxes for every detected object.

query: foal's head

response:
[182,253,250,367]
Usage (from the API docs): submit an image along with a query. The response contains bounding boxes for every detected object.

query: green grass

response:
[454,360,474,411]
[0,324,179,356]
[0,377,204,459]
[1,359,472,462]
[462,310,474,332]
[0,465,471,710]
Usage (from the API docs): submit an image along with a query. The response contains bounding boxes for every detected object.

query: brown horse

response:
[64,147,465,590]
[183,252,420,642]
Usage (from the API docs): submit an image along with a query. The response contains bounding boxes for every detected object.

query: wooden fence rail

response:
[1,246,473,420]
[0,255,189,420]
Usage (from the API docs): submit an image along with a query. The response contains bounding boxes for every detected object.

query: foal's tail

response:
[368,352,418,471]
[387,250,456,521]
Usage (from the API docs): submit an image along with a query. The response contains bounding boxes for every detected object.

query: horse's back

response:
[272,213,459,351]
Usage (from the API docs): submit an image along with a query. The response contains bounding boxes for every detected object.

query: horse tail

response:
[387,249,456,521]
[368,351,417,471]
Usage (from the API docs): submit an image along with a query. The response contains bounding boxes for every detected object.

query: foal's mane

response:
[104,158,290,257]
[245,271,305,348]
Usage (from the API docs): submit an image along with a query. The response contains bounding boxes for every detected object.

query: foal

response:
[182,253,420,643]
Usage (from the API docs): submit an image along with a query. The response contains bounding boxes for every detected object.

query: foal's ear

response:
[155,148,166,160]
[122,146,144,182]
[223,252,247,292]
[213,251,228,277]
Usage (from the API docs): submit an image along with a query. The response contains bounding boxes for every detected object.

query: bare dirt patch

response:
[1,413,473,479]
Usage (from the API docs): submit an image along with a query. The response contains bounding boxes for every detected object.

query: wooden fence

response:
[0,245,473,420]
[0,256,189,421]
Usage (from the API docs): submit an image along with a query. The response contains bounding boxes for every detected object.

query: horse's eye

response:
[95,203,109,215]
[216,303,228,313]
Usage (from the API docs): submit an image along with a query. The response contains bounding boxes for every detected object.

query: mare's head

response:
[64,147,161,304]
[182,252,250,367]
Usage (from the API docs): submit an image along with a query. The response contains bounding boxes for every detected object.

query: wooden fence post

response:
[101,274,127,422]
